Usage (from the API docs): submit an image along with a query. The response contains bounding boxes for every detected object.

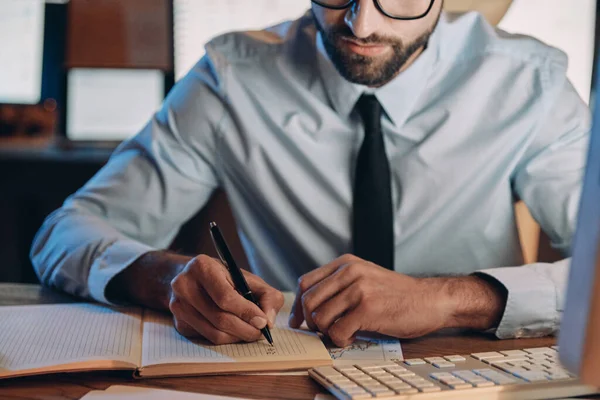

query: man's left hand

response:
[288,254,507,347]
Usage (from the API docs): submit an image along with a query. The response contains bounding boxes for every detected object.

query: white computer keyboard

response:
[309,347,599,399]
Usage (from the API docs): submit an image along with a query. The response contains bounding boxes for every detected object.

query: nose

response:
[344,0,386,39]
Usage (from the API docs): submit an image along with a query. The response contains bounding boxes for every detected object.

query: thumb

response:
[246,273,285,328]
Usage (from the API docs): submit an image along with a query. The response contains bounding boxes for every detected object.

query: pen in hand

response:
[209,222,274,346]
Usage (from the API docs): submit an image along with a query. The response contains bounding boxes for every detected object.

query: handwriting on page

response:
[142,310,311,365]
[0,304,141,370]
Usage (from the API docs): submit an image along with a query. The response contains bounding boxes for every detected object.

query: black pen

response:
[209,222,274,346]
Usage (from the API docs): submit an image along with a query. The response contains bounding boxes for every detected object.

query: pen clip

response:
[209,226,229,269]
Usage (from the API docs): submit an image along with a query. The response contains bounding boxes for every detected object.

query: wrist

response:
[437,275,508,331]
[106,250,189,310]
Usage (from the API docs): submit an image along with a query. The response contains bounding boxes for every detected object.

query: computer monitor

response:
[0,0,45,104]
[173,0,309,80]
[64,68,166,142]
[558,0,600,387]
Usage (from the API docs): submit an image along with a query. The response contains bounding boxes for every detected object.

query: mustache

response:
[327,25,401,47]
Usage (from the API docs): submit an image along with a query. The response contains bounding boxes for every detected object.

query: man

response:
[31,0,589,347]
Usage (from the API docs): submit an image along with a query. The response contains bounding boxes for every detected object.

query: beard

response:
[313,11,437,87]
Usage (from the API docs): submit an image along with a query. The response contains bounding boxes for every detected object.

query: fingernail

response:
[267,309,277,327]
[250,316,267,329]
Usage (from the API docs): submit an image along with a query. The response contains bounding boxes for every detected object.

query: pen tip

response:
[209,222,217,228]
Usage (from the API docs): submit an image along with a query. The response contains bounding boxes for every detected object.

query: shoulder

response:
[433,12,570,111]
[201,12,317,75]
[439,12,568,84]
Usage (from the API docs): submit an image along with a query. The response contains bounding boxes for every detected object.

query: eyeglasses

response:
[311,0,435,20]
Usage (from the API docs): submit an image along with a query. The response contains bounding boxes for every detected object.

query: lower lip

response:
[343,40,388,56]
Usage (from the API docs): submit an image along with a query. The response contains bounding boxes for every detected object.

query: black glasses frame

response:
[311,0,435,20]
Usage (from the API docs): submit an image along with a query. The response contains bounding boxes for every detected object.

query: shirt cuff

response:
[476,265,558,339]
[87,239,155,305]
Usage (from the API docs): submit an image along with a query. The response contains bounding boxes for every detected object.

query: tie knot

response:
[356,94,382,134]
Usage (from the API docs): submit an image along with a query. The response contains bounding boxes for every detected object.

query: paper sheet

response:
[326,336,403,365]
[0,304,141,371]
[141,302,329,367]
[80,385,248,399]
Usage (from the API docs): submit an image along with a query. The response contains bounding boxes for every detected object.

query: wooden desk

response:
[0,284,557,400]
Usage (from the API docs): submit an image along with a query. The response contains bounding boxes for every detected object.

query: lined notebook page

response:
[141,300,329,367]
[0,304,142,372]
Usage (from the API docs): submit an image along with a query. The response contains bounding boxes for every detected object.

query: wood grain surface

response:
[0,284,557,400]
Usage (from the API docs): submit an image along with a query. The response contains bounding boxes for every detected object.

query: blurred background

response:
[0,0,595,284]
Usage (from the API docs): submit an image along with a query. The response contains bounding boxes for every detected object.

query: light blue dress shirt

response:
[31,11,590,339]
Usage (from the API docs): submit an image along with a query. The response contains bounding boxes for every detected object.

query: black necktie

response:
[352,94,394,270]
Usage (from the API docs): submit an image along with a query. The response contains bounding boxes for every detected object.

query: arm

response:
[30,57,223,304]
[31,57,286,344]
[288,254,506,347]
[476,77,590,339]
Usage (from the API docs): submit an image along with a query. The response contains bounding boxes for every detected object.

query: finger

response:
[302,264,360,331]
[311,284,360,336]
[194,286,264,343]
[194,258,269,330]
[328,306,366,347]
[289,286,305,329]
[172,318,198,337]
[245,272,285,328]
[289,254,357,328]
[171,297,240,345]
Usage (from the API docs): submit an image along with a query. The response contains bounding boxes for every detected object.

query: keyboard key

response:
[366,369,387,376]
[430,372,454,380]
[472,351,504,360]
[391,370,415,377]
[451,370,483,382]
[472,381,495,387]
[500,350,528,357]
[413,381,435,388]
[335,382,360,390]
[367,389,395,397]
[315,367,342,378]
[353,375,376,383]
[433,361,456,368]
[329,376,352,383]
[473,369,517,385]
[387,382,412,390]
[384,366,408,373]
[448,382,474,390]
[512,371,550,382]
[338,366,360,372]
[420,386,442,393]
[425,357,446,364]
[444,355,466,362]
[345,370,366,377]
[394,388,419,395]
[404,358,426,366]
[547,372,571,380]
[524,347,553,354]
[377,375,398,383]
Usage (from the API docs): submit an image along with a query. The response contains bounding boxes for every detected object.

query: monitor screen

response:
[66,68,164,141]
[0,0,45,104]
[498,0,596,103]
[173,0,309,80]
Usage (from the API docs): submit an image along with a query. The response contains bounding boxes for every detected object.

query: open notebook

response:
[0,300,332,379]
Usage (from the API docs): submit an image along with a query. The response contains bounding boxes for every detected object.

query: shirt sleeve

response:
[30,56,229,304]
[477,73,591,339]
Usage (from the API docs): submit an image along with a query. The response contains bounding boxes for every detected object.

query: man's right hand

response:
[168,255,285,345]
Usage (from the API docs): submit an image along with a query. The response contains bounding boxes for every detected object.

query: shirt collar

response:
[316,15,443,128]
